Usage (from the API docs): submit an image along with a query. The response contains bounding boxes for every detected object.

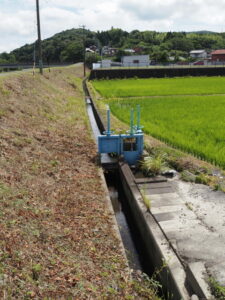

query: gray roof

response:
[190,50,206,54]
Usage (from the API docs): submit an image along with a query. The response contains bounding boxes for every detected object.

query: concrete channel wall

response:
[89,67,225,80]
[83,78,105,134]
[119,162,191,300]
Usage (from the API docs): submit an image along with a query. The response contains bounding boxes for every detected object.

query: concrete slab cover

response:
[143,176,225,292]
[135,176,167,184]
[186,262,212,299]
[148,192,182,207]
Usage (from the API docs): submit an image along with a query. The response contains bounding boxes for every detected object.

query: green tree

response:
[170,37,193,52]
[85,53,100,68]
[0,52,16,64]
[60,42,83,63]
[113,49,128,62]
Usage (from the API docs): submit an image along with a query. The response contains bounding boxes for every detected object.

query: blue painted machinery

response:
[98,106,144,165]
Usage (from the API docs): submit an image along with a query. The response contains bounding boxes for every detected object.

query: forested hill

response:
[0,28,91,64]
[1,27,225,64]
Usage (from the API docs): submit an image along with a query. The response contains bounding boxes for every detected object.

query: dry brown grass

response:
[0,66,159,299]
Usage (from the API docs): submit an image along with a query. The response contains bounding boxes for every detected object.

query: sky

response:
[1,0,225,53]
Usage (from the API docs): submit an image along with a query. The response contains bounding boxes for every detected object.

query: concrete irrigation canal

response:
[83,78,225,300]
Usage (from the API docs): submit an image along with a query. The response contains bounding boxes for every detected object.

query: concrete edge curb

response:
[119,162,191,300]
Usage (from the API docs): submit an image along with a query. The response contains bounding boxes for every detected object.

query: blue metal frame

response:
[98,107,144,165]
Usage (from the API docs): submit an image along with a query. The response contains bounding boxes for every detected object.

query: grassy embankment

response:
[91,77,225,188]
[0,66,159,299]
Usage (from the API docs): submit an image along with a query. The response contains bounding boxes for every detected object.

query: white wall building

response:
[190,50,207,59]
[101,60,112,68]
[121,55,150,67]
[92,63,101,70]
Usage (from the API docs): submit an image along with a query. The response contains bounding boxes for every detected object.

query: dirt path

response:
[0,66,158,299]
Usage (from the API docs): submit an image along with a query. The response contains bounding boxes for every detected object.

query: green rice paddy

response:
[92,77,225,169]
[93,77,225,97]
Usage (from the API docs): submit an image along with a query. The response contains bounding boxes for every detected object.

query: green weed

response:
[195,174,210,185]
[0,83,10,96]
[0,182,11,198]
[140,155,166,176]
[213,184,225,192]
[50,160,59,167]
[181,170,196,182]
[209,277,225,299]
[140,187,151,211]
[32,264,42,281]
[185,202,193,210]
[31,161,41,174]
[0,109,6,117]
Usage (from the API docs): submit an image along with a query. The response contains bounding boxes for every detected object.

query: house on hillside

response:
[133,47,143,54]
[86,45,100,54]
[124,47,144,54]
[102,46,118,56]
[211,49,225,62]
[121,55,150,67]
[85,48,95,53]
[124,49,135,54]
[190,50,207,59]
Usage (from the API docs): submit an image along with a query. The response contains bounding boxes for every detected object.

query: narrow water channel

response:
[85,98,153,273]
[105,170,154,276]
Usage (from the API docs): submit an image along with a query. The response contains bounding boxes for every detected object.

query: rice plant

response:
[92,76,225,98]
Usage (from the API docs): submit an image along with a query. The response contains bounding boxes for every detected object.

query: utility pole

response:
[33,43,36,76]
[36,0,43,74]
[81,25,86,77]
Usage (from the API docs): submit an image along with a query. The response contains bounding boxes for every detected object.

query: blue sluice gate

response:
[98,106,144,166]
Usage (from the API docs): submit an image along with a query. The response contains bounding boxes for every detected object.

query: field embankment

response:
[89,67,225,80]
[0,67,158,299]
[92,77,225,170]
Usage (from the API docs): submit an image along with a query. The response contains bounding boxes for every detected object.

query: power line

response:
[36,0,43,74]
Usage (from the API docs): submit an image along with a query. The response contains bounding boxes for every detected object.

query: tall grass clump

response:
[140,155,167,176]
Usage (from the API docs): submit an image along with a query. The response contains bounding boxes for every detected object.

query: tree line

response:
[1,28,225,65]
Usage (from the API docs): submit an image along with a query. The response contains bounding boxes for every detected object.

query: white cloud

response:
[0,10,35,37]
[1,0,225,52]
[119,0,225,30]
